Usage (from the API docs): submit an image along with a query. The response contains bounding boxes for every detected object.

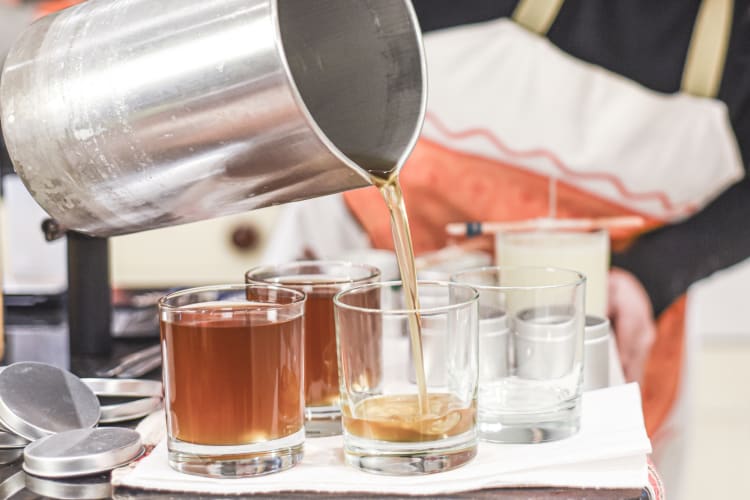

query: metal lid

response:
[515,305,577,340]
[23,427,143,479]
[25,472,113,499]
[585,315,611,342]
[81,378,163,424]
[0,363,101,440]
[0,448,24,465]
[0,471,25,499]
[100,397,163,424]
[479,306,507,334]
[81,378,162,398]
[0,430,29,449]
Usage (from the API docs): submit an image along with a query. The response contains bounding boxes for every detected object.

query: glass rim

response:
[245,260,381,286]
[333,280,479,316]
[158,283,306,311]
[497,227,609,237]
[450,266,586,291]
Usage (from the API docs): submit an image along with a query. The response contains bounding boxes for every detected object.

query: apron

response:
[344,0,743,436]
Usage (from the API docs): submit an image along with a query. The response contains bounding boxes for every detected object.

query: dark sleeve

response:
[612,180,750,315]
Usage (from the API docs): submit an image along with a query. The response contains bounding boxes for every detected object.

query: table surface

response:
[0,313,650,500]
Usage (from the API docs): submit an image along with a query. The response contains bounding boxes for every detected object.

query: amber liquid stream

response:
[347,150,428,420]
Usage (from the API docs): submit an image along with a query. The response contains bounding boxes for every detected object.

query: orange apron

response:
[34,0,82,17]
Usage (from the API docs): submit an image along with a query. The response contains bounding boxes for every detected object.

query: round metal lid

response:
[585,315,611,342]
[0,448,24,465]
[81,378,163,424]
[0,471,25,499]
[515,306,577,340]
[23,427,143,479]
[25,472,113,499]
[0,430,29,449]
[479,305,507,334]
[99,397,163,424]
[0,363,101,440]
[81,378,162,398]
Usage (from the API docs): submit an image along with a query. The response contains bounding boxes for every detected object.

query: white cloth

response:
[113,383,651,496]
[422,18,744,221]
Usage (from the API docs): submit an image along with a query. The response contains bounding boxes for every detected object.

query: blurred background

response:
[2,0,749,498]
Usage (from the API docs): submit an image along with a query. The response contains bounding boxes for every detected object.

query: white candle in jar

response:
[495,229,609,317]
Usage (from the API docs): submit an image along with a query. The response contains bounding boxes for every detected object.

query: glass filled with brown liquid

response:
[245,261,381,437]
[334,281,480,475]
[158,284,305,478]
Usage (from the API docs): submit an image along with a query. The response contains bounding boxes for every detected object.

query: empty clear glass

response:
[451,267,585,444]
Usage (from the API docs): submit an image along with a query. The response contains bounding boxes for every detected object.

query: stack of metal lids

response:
[0,361,162,492]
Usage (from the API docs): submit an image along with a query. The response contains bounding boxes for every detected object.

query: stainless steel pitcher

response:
[0,0,426,237]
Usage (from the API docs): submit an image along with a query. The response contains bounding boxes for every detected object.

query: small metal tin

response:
[514,306,578,380]
[0,430,29,449]
[0,363,101,440]
[583,315,611,391]
[478,307,509,381]
[408,305,506,386]
[25,472,113,499]
[23,427,143,479]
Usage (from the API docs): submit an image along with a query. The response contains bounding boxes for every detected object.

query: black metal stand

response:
[67,232,112,356]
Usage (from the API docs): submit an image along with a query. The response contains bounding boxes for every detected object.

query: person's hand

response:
[607,267,656,383]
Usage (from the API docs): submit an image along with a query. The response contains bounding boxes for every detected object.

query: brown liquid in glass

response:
[301,292,340,407]
[161,302,303,445]
[342,393,475,442]
[270,281,381,408]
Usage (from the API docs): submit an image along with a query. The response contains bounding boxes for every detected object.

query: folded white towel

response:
[113,383,651,495]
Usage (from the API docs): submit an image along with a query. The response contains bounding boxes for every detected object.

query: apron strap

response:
[681,0,734,98]
[512,0,564,36]
[514,0,733,98]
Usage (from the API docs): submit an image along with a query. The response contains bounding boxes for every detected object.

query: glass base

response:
[168,428,304,478]
[478,397,581,444]
[305,405,341,437]
[344,431,477,475]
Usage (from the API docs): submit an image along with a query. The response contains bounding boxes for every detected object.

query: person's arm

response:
[608,180,750,382]
[613,178,750,316]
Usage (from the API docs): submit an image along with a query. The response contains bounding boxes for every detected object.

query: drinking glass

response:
[334,281,479,475]
[496,229,608,317]
[246,261,380,436]
[451,267,585,443]
[159,284,305,478]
